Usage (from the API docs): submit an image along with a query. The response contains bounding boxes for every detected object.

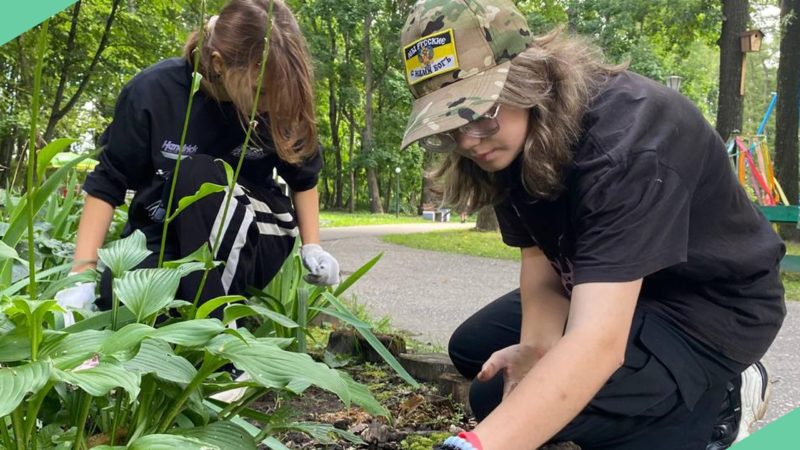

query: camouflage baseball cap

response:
[400,0,533,149]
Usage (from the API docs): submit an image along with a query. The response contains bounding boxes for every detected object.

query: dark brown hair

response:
[439,29,626,211]
[184,0,316,164]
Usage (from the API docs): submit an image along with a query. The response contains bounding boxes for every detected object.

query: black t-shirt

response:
[495,71,786,364]
[84,58,322,237]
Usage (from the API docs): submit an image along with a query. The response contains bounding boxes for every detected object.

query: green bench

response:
[758,205,800,273]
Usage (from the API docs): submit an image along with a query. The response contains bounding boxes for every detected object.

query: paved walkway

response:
[320,224,800,427]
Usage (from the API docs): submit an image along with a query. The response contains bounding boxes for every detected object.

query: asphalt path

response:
[320,223,800,427]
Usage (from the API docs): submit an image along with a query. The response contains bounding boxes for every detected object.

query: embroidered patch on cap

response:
[404,29,460,85]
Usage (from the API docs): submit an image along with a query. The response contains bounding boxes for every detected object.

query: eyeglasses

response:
[418,104,501,153]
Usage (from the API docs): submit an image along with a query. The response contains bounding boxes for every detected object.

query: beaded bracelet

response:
[437,432,483,450]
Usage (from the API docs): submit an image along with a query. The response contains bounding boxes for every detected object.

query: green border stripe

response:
[733,407,800,448]
[0,0,78,46]
[0,0,799,448]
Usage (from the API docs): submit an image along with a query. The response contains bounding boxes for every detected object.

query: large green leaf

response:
[170,421,256,450]
[204,402,288,450]
[40,329,111,369]
[123,339,196,384]
[333,252,382,297]
[223,304,298,329]
[100,320,225,356]
[273,422,362,445]
[0,360,50,416]
[39,269,97,300]
[2,151,95,248]
[50,171,80,238]
[338,371,390,418]
[164,243,220,272]
[0,240,24,264]
[6,298,62,327]
[172,262,207,278]
[151,319,226,346]
[36,138,77,180]
[0,262,73,297]
[61,307,135,333]
[128,434,220,450]
[97,230,152,277]
[48,151,98,171]
[114,268,181,321]
[322,292,419,388]
[309,307,370,328]
[196,295,246,320]
[220,159,234,186]
[167,182,226,222]
[52,360,141,399]
[100,323,153,355]
[0,328,31,362]
[206,334,350,404]
[263,437,291,450]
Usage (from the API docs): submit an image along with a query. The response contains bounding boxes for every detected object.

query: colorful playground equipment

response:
[727,92,790,207]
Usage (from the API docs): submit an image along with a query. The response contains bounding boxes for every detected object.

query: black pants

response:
[99,155,296,316]
[448,289,749,450]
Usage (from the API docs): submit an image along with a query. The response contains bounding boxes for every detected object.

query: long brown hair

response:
[439,29,626,211]
[184,0,317,164]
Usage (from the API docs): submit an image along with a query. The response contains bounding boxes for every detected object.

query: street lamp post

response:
[395,167,401,218]
[666,75,682,92]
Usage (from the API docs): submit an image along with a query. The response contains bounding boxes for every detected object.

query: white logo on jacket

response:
[230,144,267,160]
[161,140,198,159]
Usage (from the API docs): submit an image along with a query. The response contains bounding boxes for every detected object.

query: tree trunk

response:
[44,0,122,140]
[475,205,498,231]
[361,9,383,213]
[0,134,15,185]
[347,114,357,213]
[775,0,800,209]
[383,174,392,213]
[327,22,344,209]
[567,0,580,34]
[715,0,749,142]
[420,152,437,213]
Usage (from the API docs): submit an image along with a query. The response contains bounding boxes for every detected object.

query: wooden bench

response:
[758,205,800,272]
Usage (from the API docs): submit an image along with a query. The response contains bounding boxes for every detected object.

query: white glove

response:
[55,282,97,327]
[210,372,251,403]
[300,244,340,286]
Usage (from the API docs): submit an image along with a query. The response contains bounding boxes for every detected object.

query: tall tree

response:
[361,4,383,213]
[0,0,196,185]
[476,206,499,232]
[716,0,749,141]
[774,0,800,206]
[43,0,122,141]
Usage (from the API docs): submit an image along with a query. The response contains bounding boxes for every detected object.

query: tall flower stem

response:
[71,392,92,450]
[195,0,275,300]
[157,356,224,432]
[157,0,207,268]
[26,20,50,299]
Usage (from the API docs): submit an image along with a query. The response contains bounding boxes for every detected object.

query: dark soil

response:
[251,362,469,449]
[250,362,579,450]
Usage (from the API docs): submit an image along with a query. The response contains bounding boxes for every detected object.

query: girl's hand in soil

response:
[476,343,541,398]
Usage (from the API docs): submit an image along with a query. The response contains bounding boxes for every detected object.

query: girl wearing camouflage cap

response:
[399,1,785,449]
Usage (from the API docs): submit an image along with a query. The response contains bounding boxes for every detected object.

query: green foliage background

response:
[0,0,784,210]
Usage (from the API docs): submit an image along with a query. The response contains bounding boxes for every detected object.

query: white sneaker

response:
[734,361,771,443]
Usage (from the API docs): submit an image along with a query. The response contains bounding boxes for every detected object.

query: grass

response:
[382,229,520,261]
[320,211,429,228]
[782,241,800,300]
[383,229,800,301]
